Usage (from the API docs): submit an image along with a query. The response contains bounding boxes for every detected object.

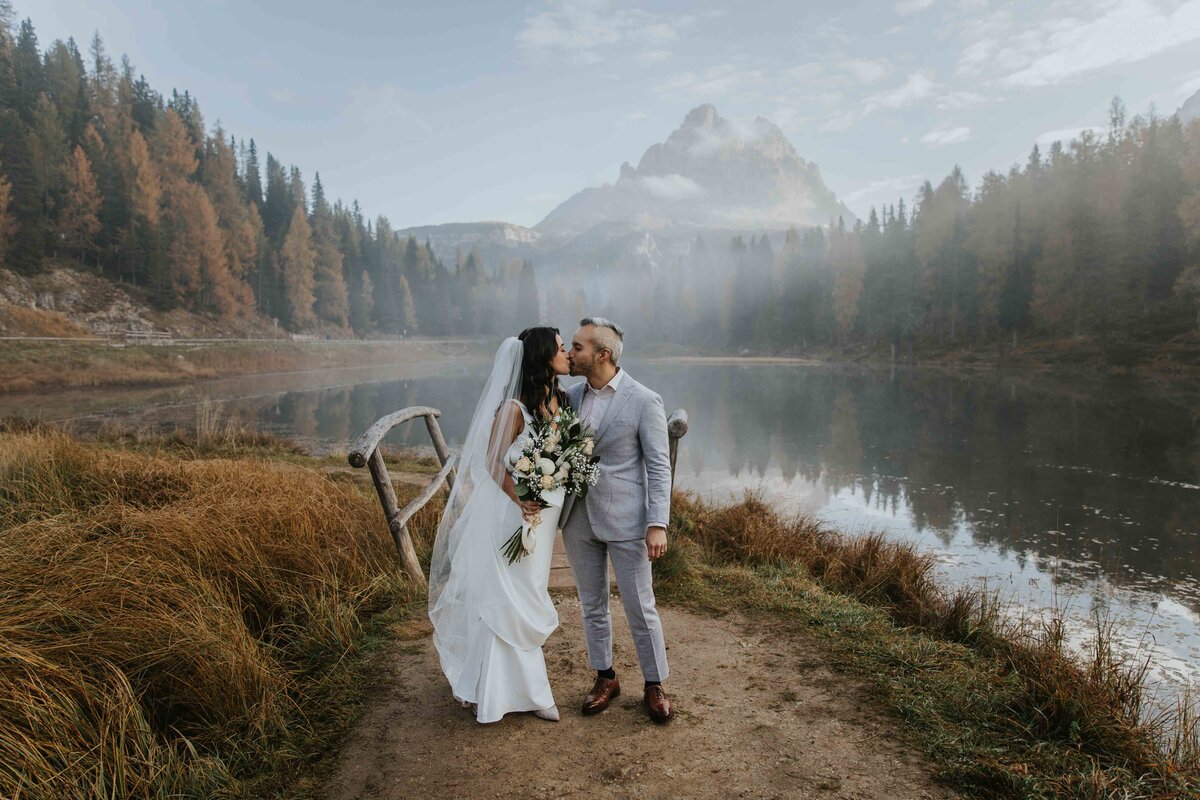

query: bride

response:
[428,327,571,723]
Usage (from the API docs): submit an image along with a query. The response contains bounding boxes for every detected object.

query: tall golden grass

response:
[0,431,423,798]
[2,426,1195,797]
[664,489,1200,793]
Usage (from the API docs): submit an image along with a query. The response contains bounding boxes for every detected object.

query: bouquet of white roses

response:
[502,405,600,564]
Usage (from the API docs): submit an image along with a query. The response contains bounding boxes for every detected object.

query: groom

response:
[560,317,674,723]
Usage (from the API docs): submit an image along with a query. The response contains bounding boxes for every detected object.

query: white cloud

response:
[1178,72,1200,98]
[840,58,894,84]
[657,63,765,98]
[862,71,938,114]
[842,174,926,216]
[1034,125,1102,148]
[968,0,1200,88]
[635,49,672,66]
[517,0,692,65]
[936,89,993,109]
[920,125,972,145]
[638,174,705,200]
[818,109,862,132]
[782,62,828,83]
[895,0,936,14]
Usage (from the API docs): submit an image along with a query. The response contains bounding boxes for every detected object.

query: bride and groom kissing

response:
[428,317,675,725]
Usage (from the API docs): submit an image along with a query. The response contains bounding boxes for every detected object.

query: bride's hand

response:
[502,472,541,519]
[509,491,541,520]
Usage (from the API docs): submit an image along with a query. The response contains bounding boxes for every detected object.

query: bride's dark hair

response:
[517,326,568,417]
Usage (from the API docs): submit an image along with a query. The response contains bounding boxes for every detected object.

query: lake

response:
[4,356,1198,701]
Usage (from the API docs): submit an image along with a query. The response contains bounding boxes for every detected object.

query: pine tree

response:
[42,38,88,142]
[57,144,100,265]
[29,91,66,236]
[516,259,539,323]
[831,217,864,344]
[348,269,373,334]
[310,173,348,326]
[1175,120,1200,327]
[397,273,417,336]
[128,128,159,225]
[12,19,41,120]
[126,127,164,290]
[199,128,256,309]
[0,161,13,261]
[242,138,262,209]
[164,183,240,315]
[279,202,316,328]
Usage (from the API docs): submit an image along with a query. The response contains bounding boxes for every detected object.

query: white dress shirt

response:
[579,367,625,433]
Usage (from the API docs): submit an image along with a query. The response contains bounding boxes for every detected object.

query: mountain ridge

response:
[400,105,854,268]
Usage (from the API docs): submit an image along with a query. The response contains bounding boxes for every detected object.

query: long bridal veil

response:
[428,337,524,677]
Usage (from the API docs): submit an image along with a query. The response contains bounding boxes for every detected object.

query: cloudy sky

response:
[29,0,1200,227]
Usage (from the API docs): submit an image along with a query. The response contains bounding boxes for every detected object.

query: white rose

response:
[538,458,556,475]
[540,474,555,490]
[583,439,594,455]
[515,456,533,473]
[543,434,560,453]
[556,466,569,480]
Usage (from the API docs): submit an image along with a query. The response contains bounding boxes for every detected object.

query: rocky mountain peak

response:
[682,103,719,128]
[536,105,853,235]
[1179,88,1200,125]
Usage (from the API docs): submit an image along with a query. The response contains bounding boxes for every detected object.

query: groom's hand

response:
[646,526,668,560]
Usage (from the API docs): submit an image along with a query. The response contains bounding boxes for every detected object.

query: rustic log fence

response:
[349,404,690,585]
[348,407,455,587]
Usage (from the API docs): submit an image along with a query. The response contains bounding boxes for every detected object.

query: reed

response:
[0,430,426,798]
[663,489,1200,796]
[1,429,1194,798]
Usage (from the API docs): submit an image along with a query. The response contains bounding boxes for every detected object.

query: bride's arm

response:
[489,400,540,518]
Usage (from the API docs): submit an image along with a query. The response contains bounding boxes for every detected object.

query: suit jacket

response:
[559,370,671,542]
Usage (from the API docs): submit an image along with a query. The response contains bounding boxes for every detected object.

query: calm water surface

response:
[5,358,1198,700]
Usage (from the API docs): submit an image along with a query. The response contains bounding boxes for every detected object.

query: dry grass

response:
[0,431,429,798]
[664,489,1200,796]
[0,302,92,338]
[2,427,1195,799]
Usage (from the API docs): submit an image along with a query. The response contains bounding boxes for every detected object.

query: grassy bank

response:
[0,428,441,798]
[0,429,1195,798]
[0,338,479,395]
[656,494,1199,797]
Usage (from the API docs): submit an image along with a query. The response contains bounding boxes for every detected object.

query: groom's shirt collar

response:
[580,367,624,431]
[586,366,624,397]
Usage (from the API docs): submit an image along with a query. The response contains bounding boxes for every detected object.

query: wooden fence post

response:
[366,449,427,587]
[667,408,689,489]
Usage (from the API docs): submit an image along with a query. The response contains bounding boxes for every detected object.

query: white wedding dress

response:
[428,339,562,724]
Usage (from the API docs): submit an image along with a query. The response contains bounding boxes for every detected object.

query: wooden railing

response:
[349,405,690,585]
[667,408,688,489]
[347,407,455,587]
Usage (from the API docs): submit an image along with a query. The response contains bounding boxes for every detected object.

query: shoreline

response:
[4,332,1199,396]
[1,426,1195,798]
[0,337,485,395]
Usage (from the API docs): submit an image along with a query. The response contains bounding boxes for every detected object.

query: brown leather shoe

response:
[644,684,674,723]
[582,675,620,715]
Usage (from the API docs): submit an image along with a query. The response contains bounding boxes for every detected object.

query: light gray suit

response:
[560,370,671,682]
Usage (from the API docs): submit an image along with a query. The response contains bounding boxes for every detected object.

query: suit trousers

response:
[562,510,669,683]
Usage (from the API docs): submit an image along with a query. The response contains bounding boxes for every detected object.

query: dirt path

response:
[321,594,959,800]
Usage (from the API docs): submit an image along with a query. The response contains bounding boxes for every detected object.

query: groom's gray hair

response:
[580,316,624,365]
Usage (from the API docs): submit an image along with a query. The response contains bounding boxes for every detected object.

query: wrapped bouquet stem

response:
[501,485,566,564]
